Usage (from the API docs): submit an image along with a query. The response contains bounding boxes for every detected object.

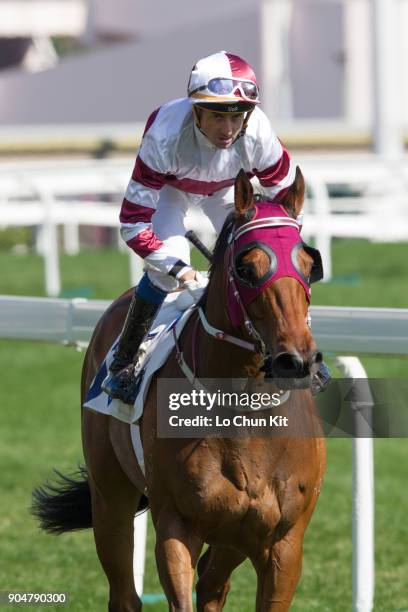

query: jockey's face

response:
[197,109,245,148]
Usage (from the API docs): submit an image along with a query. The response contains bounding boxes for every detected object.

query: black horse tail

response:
[31,466,148,535]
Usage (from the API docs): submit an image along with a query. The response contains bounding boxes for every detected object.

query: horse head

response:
[203,167,323,389]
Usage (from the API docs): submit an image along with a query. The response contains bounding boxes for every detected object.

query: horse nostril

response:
[272,352,305,378]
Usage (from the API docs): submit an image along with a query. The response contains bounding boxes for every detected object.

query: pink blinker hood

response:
[227,201,310,328]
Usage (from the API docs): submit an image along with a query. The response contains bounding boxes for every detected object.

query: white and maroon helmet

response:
[188,51,260,113]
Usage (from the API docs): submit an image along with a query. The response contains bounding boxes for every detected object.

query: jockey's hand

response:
[176,270,208,309]
[179,269,197,283]
[181,270,208,292]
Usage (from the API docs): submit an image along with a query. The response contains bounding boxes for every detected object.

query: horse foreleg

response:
[154,505,202,612]
[252,520,306,612]
[196,545,246,612]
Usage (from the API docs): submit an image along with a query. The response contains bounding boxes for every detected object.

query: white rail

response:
[1,295,408,356]
[1,296,405,610]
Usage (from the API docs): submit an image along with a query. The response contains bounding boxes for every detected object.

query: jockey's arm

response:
[119,129,196,283]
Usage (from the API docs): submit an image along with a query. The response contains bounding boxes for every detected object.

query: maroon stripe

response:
[226,53,257,83]
[165,175,246,196]
[119,199,155,225]
[143,107,161,137]
[131,156,167,190]
[126,228,164,258]
[131,156,255,197]
[255,148,291,187]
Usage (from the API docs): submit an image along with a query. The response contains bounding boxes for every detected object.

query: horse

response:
[32,167,326,611]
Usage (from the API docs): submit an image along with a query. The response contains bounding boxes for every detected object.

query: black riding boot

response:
[101,294,161,404]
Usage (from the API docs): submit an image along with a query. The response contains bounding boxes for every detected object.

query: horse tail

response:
[31,466,92,534]
[31,465,149,535]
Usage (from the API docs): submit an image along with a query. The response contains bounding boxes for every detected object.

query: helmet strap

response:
[193,106,211,141]
[193,105,202,130]
[239,108,254,138]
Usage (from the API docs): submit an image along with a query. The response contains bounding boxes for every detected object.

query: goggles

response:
[191,78,260,102]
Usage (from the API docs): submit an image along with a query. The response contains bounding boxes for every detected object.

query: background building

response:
[0,0,406,151]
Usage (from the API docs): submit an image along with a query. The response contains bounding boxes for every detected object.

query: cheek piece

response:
[227,202,312,329]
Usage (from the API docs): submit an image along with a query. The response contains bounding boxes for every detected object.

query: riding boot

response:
[101,293,162,404]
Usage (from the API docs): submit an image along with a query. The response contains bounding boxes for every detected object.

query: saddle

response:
[83,292,195,424]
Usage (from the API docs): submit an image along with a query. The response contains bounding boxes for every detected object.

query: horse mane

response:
[208,212,235,276]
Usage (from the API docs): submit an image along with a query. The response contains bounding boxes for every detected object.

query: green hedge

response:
[0,227,32,251]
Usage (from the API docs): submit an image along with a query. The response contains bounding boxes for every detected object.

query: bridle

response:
[224,214,303,355]
[172,212,308,386]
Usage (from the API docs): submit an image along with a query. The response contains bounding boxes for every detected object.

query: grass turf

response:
[1,239,407,611]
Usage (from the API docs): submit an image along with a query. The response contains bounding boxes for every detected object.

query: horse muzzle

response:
[264,349,323,390]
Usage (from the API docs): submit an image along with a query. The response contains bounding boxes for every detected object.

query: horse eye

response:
[236,262,257,283]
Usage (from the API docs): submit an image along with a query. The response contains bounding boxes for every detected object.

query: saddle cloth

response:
[83,292,195,472]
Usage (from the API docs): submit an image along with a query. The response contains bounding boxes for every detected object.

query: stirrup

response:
[101,363,138,404]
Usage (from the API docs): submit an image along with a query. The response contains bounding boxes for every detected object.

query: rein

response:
[171,306,257,389]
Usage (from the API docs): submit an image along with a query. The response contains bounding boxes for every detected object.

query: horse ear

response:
[234,169,254,215]
[281,166,305,219]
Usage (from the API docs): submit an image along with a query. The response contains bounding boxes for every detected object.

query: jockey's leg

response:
[200,186,235,233]
[103,186,191,404]
[102,274,167,404]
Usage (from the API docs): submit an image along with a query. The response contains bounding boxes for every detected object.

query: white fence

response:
[2,294,408,355]
[1,154,407,295]
[2,294,408,611]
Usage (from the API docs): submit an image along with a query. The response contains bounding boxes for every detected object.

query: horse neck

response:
[197,264,263,379]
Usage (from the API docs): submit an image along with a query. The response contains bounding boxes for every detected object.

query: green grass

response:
[1,239,408,611]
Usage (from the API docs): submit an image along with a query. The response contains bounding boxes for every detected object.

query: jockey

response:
[102,50,330,403]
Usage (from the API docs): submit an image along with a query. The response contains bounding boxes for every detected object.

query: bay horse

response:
[32,168,326,611]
